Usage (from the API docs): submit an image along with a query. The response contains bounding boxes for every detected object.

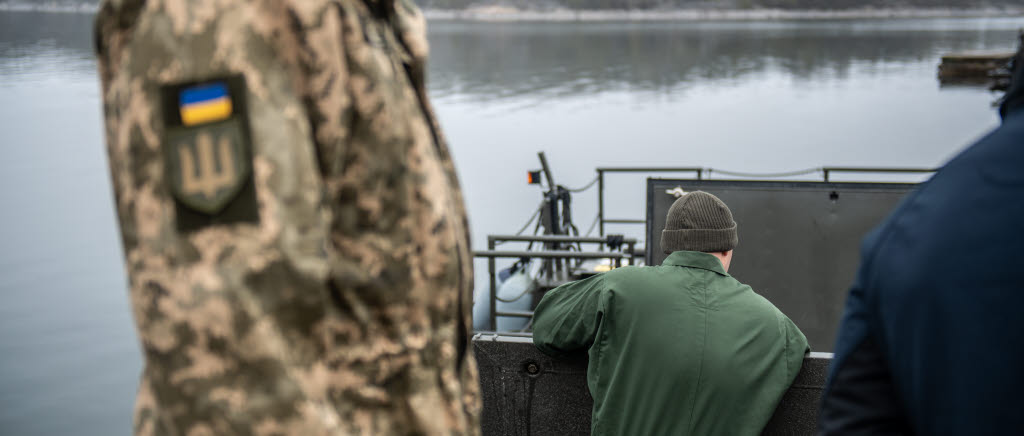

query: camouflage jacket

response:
[95,0,479,434]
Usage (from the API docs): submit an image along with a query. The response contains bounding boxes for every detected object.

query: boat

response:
[472,152,934,352]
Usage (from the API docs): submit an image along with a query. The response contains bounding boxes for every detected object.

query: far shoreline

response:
[423,6,1024,22]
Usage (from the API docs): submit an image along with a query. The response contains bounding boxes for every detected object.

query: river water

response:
[1,10,1021,434]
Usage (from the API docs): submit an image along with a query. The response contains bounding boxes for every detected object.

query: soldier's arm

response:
[783,314,810,379]
[531,274,608,357]
[94,1,351,432]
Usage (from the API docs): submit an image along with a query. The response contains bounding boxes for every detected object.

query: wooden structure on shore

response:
[939,31,1021,90]
[938,50,1015,89]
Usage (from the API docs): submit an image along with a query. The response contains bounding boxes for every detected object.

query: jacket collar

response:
[662,251,728,276]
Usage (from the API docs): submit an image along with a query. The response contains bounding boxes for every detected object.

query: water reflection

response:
[0,11,133,436]
[427,19,1023,103]
[0,12,95,82]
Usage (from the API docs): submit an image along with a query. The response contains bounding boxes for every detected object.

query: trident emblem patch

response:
[163,79,252,216]
[180,134,236,200]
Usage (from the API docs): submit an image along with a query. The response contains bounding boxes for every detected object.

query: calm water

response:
[1,10,1022,434]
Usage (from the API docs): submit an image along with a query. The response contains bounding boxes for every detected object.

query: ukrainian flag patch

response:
[179,82,232,126]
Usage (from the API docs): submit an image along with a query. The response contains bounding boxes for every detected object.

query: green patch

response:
[164,120,251,214]
[161,77,258,230]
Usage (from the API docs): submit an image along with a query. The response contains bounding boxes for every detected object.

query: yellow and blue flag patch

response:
[179,82,232,126]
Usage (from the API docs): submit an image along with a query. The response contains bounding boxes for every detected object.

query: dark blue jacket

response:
[819,50,1024,435]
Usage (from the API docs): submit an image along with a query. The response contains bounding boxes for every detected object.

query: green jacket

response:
[533,251,809,436]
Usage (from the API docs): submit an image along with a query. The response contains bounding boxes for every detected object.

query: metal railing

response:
[597,167,703,237]
[821,167,936,182]
[595,166,936,236]
[474,234,638,331]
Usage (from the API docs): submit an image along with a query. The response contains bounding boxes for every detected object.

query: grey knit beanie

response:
[661,191,738,254]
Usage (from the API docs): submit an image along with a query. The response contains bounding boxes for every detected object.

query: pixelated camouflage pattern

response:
[94,0,480,433]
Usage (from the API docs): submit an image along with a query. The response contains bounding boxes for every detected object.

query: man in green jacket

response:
[533,191,808,436]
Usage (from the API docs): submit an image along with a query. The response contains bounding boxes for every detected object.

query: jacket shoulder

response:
[597,265,669,288]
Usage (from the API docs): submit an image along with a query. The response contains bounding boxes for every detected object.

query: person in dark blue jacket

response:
[819,46,1024,435]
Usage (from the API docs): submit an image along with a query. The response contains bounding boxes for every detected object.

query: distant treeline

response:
[415,0,1024,11]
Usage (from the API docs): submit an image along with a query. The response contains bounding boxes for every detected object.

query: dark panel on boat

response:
[474,334,831,436]
[645,179,916,351]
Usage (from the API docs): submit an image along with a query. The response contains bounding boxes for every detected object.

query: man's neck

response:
[707,251,732,272]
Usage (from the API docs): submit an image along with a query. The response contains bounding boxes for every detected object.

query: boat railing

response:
[820,167,937,182]
[474,234,638,331]
[596,167,703,237]
[474,165,936,332]
[594,166,936,237]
